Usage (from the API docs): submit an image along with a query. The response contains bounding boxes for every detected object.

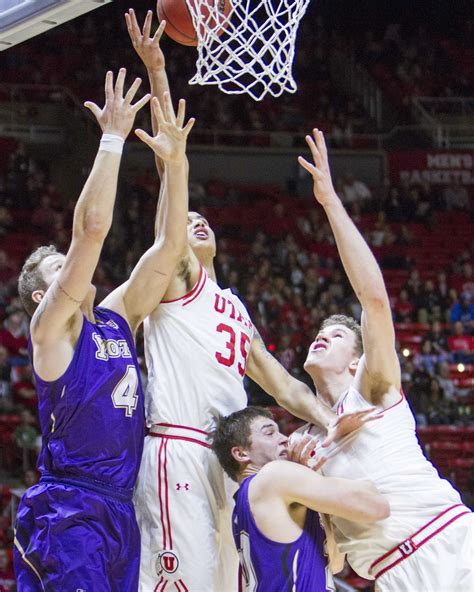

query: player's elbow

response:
[153,235,185,263]
[81,211,112,241]
[372,496,390,521]
[363,493,390,522]
[355,481,390,522]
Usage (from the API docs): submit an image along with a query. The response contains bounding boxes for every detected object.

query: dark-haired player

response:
[210,406,389,591]
[126,10,378,591]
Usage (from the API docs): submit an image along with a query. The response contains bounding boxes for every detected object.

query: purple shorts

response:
[14,475,140,591]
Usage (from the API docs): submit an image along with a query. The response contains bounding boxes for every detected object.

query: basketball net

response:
[185,0,311,101]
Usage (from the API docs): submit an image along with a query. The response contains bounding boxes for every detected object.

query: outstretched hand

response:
[135,92,195,164]
[84,68,150,139]
[288,434,327,472]
[298,128,338,207]
[322,408,382,447]
[125,8,166,73]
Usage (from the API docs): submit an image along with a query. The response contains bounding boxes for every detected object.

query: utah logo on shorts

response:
[156,550,179,576]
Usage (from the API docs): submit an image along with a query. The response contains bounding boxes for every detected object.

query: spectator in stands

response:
[443,180,471,212]
[0,547,15,592]
[425,378,456,425]
[425,320,449,354]
[448,321,474,363]
[341,172,372,208]
[0,250,16,285]
[0,208,12,239]
[14,408,40,471]
[436,361,458,401]
[393,288,415,322]
[418,279,443,322]
[0,345,12,407]
[0,310,28,361]
[452,262,474,300]
[11,364,37,410]
[414,339,448,375]
[450,292,474,329]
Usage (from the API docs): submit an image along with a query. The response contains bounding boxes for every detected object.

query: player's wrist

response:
[99,133,125,154]
[148,65,166,76]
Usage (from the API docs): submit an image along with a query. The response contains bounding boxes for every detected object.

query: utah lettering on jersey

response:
[214,294,253,330]
[92,333,132,361]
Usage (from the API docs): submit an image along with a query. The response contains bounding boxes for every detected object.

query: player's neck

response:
[202,258,217,282]
[239,464,259,483]
[311,371,353,407]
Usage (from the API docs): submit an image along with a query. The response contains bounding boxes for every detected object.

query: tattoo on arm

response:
[32,280,81,330]
[56,280,82,304]
[253,330,285,371]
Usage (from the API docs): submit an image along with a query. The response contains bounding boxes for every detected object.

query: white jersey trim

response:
[161,265,206,305]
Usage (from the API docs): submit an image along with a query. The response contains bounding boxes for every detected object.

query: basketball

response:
[157,0,232,47]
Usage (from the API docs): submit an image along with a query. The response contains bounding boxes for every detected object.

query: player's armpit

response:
[100,241,182,333]
[355,310,401,405]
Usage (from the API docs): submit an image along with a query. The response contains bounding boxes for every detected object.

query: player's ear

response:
[231,446,250,464]
[349,357,360,375]
[32,290,45,305]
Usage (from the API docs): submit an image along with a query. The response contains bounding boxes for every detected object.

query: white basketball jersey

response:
[144,266,254,431]
[296,387,462,579]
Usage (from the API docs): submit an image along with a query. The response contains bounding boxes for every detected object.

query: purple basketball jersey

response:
[233,475,333,591]
[31,306,144,489]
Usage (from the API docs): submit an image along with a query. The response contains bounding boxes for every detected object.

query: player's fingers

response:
[176,98,186,128]
[301,438,319,462]
[320,435,332,448]
[151,96,165,126]
[153,19,166,44]
[316,129,329,160]
[84,101,101,120]
[126,9,140,40]
[297,156,317,176]
[364,412,384,423]
[124,77,142,104]
[135,128,155,147]
[132,93,151,113]
[288,434,312,460]
[309,130,324,169]
[311,455,327,472]
[104,70,114,103]
[143,10,153,38]
[162,91,175,123]
[183,117,196,137]
[114,67,126,97]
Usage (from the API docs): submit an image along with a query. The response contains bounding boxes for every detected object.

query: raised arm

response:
[299,129,401,402]
[126,9,176,178]
[126,7,189,244]
[31,70,149,346]
[100,93,194,333]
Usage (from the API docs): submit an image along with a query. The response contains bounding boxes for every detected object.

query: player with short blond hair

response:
[14,69,194,590]
[293,128,474,592]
